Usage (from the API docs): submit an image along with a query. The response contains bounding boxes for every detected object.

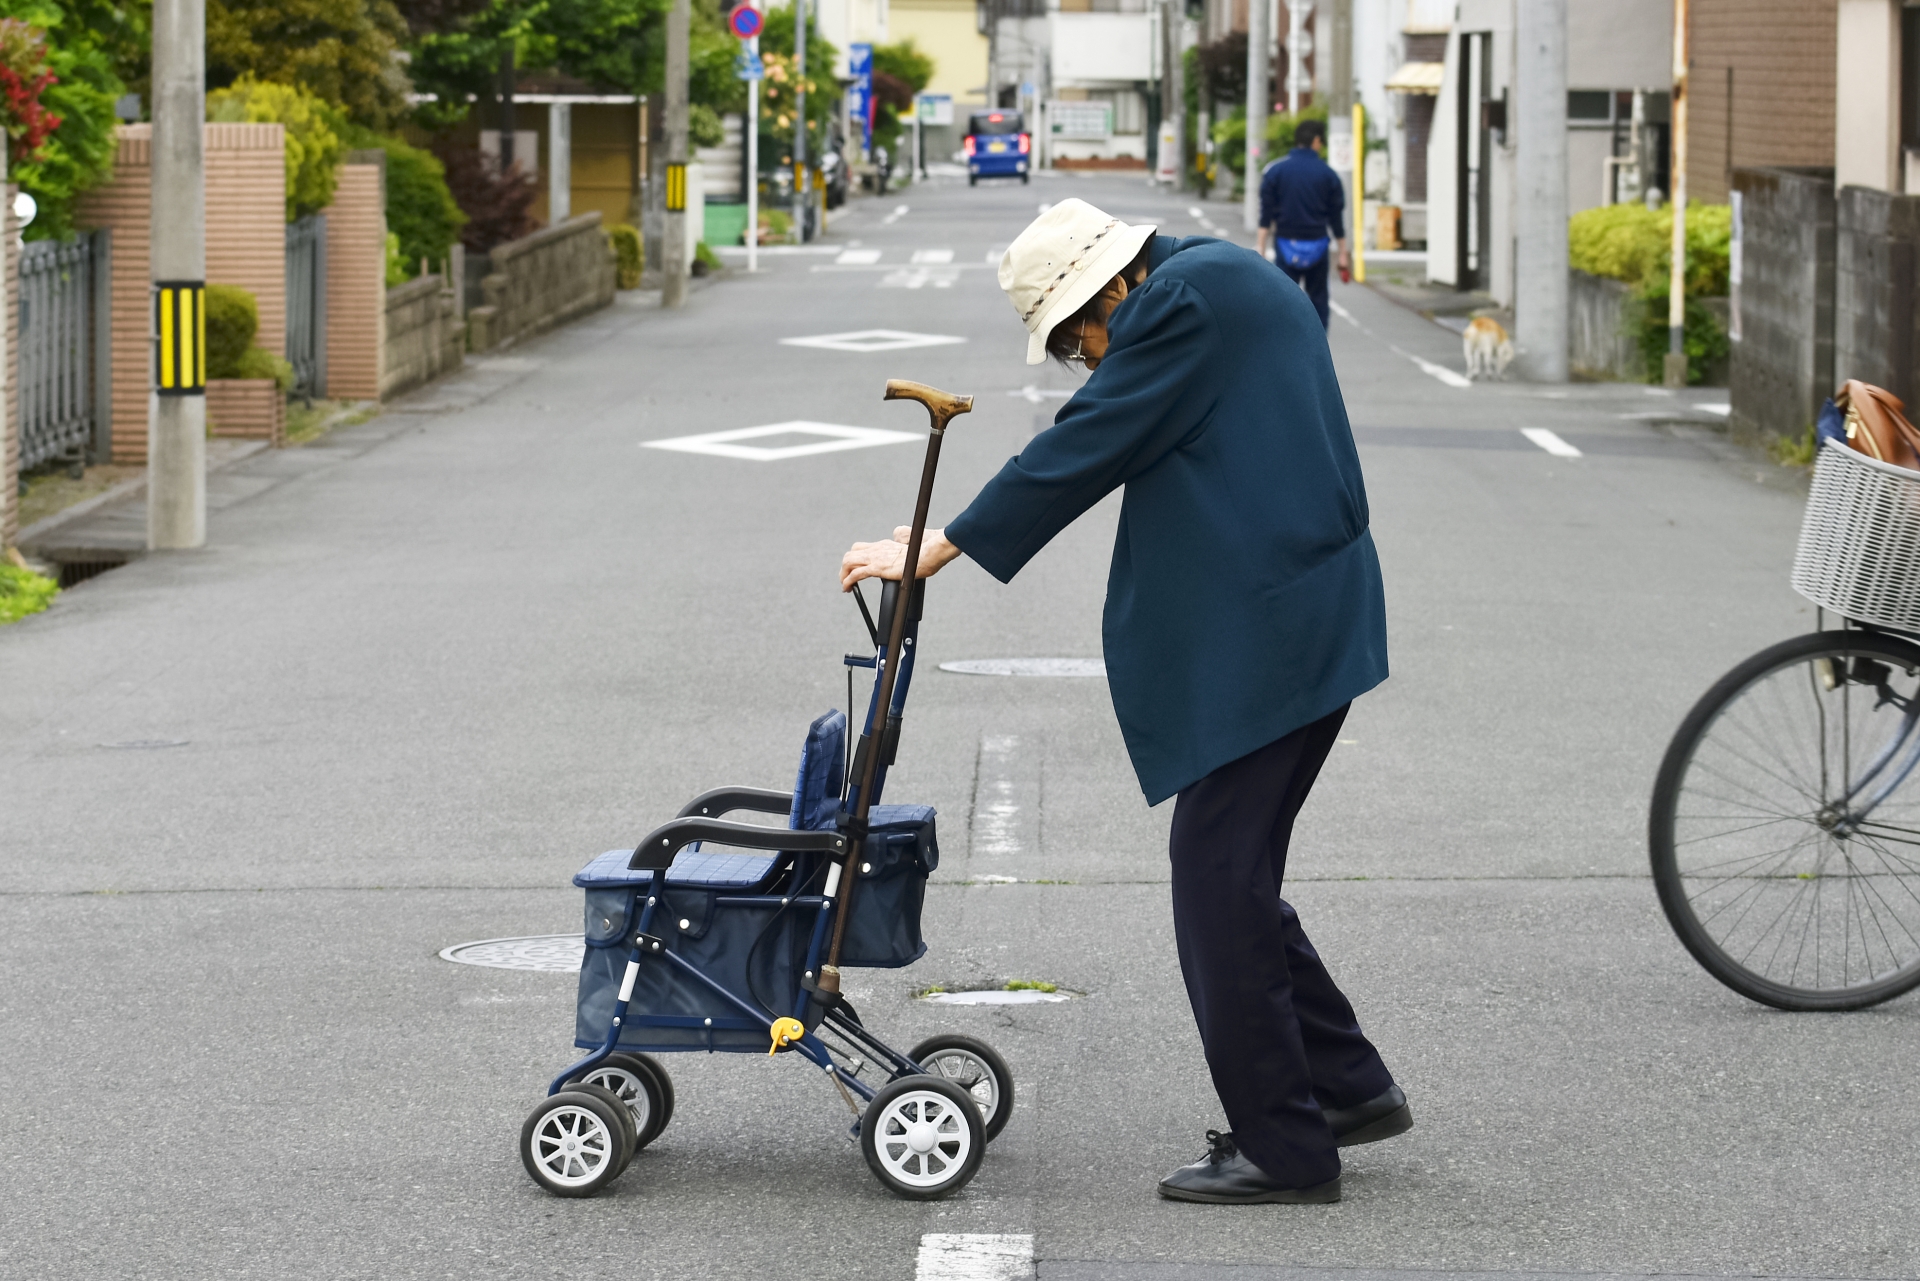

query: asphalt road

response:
[3,170,1911,1281]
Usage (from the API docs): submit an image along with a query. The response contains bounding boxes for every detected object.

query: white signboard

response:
[1049,102,1112,139]
[916,93,953,125]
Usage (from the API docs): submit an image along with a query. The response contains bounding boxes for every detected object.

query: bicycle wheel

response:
[1651,629,1920,1010]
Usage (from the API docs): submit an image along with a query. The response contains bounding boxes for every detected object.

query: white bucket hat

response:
[998,198,1157,365]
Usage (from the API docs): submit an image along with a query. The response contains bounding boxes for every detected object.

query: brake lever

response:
[851,581,880,648]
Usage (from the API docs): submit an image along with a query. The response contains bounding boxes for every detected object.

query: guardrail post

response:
[91,229,113,463]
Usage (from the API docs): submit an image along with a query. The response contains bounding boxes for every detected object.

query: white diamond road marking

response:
[780,329,966,353]
[881,267,961,289]
[939,657,1106,677]
[644,421,923,461]
[911,248,954,264]
[835,248,882,264]
[883,203,910,224]
[1522,427,1583,457]
[915,1233,1036,1280]
[440,935,584,972]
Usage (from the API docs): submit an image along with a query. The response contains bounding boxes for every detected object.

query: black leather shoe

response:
[1324,1084,1413,1148]
[1157,1131,1342,1204]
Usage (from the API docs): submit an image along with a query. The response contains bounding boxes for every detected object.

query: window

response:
[1568,90,1612,123]
[1089,90,1144,135]
[969,111,1025,135]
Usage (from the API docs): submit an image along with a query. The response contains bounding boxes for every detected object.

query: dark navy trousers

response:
[1278,253,1332,329]
[1168,703,1394,1186]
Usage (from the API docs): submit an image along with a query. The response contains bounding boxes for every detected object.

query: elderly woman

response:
[841,199,1410,1204]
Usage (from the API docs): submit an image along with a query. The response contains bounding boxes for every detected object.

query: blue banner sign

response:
[848,43,874,149]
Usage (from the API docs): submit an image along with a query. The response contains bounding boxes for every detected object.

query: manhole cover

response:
[440,935,584,972]
[938,658,1105,678]
[920,989,1072,1005]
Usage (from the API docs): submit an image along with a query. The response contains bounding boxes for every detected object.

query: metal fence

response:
[285,213,328,399]
[18,236,98,473]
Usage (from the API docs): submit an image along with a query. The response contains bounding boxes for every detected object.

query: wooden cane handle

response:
[883,379,974,433]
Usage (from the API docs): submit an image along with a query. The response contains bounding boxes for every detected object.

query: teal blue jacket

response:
[945,235,1387,804]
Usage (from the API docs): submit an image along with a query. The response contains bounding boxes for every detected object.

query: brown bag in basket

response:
[1836,380,1920,470]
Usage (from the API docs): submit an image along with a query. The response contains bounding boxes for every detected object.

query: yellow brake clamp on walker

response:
[768,1016,805,1055]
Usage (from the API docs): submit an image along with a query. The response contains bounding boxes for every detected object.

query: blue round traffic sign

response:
[728,5,762,38]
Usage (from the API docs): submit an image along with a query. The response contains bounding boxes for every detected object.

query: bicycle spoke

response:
[1671,814,1805,848]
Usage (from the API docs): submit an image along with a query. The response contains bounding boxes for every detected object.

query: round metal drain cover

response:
[938,658,1106,678]
[440,934,584,972]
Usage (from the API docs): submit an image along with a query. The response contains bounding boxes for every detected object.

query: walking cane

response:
[813,379,973,999]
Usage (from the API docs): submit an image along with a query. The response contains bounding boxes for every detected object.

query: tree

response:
[868,37,929,150]
[756,1,837,170]
[206,74,344,219]
[207,0,410,129]
[343,128,466,275]
[0,4,123,241]
[408,0,671,126]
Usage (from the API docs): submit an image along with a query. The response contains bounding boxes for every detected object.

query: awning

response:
[1385,61,1445,94]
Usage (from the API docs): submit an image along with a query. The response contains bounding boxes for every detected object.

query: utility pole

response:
[1327,0,1353,254]
[1243,0,1269,231]
[1159,0,1183,186]
[1513,0,1569,382]
[149,0,205,549]
[1664,0,1690,386]
[793,0,809,242]
[1287,1,1308,115]
[663,0,690,307]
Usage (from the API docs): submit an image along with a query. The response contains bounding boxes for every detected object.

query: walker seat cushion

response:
[573,847,782,891]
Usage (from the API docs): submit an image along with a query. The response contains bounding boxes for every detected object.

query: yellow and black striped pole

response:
[155,280,206,396]
[664,162,688,212]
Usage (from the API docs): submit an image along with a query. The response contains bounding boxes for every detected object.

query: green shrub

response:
[1571,200,1733,385]
[1569,199,1731,296]
[229,345,295,391]
[689,103,725,149]
[0,562,57,625]
[607,223,643,288]
[3,8,122,243]
[204,284,259,375]
[1209,103,1330,182]
[1635,284,1729,386]
[206,74,343,220]
[694,240,721,271]
[384,230,407,287]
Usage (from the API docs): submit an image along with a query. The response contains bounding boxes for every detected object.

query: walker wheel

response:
[860,1075,986,1200]
[908,1035,1014,1142]
[520,1090,629,1197]
[562,1080,640,1171]
[569,1052,673,1151]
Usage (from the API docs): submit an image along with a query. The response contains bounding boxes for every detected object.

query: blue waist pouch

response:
[1276,237,1330,270]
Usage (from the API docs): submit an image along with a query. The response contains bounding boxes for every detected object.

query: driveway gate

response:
[17,236,98,473]
[285,213,328,399]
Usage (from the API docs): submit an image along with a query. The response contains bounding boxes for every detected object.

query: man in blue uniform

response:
[1257,118,1349,329]
[842,200,1412,1205]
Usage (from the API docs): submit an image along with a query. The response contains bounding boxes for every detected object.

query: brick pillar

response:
[324,154,387,401]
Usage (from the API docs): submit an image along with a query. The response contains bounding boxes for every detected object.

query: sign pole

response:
[1351,101,1366,283]
[748,36,760,273]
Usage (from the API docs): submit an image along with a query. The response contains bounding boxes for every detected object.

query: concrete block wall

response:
[382,273,463,400]
[325,155,387,401]
[75,123,287,463]
[1834,185,1920,407]
[1730,167,1835,443]
[467,213,615,353]
[1569,270,1642,383]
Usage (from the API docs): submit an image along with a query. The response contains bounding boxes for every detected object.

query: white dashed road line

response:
[914,1233,1035,1280]
[1390,345,1474,389]
[1521,427,1583,457]
[911,248,955,264]
[883,203,910,224]
[835,248,882,265]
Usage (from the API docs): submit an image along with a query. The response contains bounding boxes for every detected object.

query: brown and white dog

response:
[1463,315,1514,380]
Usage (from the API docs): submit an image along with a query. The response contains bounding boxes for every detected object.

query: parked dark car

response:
[964,110,1030,186]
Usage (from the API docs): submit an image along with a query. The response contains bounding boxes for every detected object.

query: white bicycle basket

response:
[1791,439,1920,632]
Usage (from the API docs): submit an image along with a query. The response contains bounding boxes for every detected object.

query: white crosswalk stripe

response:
[914,1234,1034,1280]
[911,248,955,264]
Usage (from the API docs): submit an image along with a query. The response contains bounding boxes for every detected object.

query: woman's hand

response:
[841,527,963,591]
